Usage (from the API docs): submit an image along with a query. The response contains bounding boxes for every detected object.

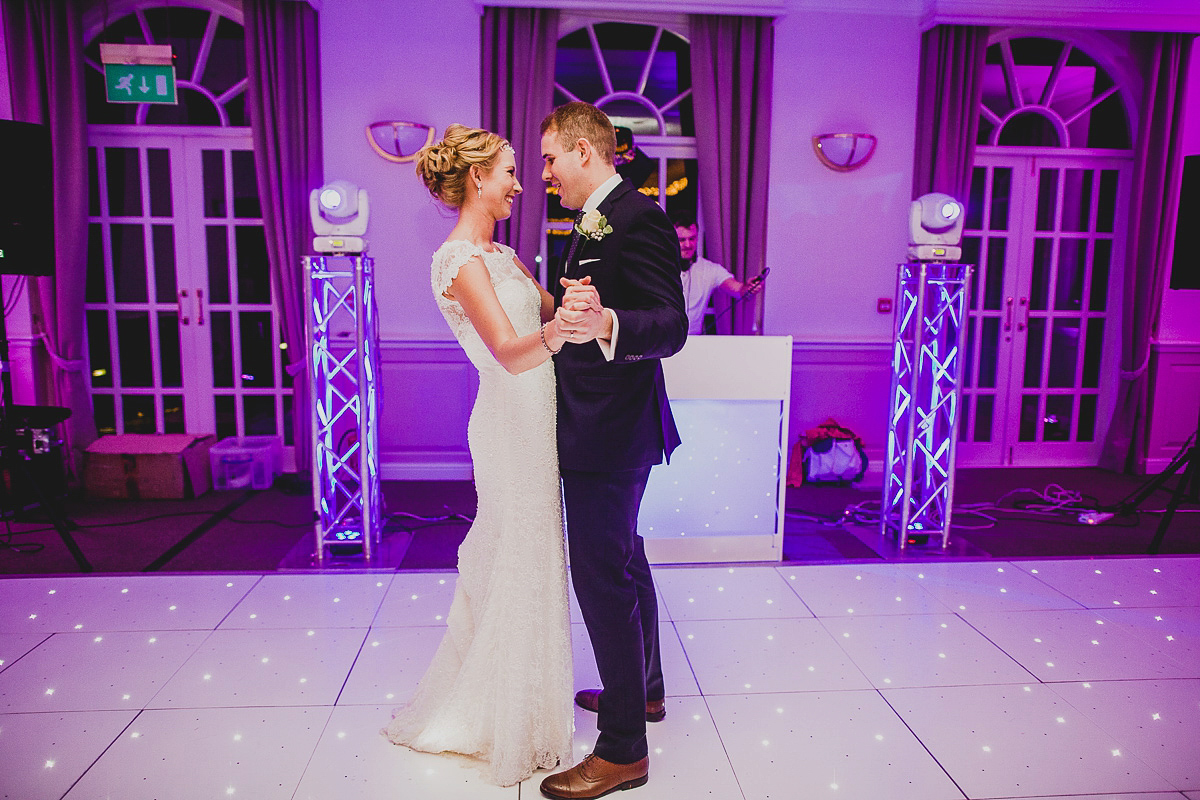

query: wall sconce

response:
[366,121,435,163]
[812,133,877,172]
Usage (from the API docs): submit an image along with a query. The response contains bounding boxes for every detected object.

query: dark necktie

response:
[564,210,585,275]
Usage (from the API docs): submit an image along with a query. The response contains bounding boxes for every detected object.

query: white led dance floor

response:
[1,557,1197,799]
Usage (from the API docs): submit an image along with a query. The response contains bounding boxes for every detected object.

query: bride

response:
[382,124,579,786]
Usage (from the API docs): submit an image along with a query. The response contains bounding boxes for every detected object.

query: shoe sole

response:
[575,696,666,723]
[540,773,648,799]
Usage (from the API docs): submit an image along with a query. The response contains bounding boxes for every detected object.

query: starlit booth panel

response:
[640,335,793,564]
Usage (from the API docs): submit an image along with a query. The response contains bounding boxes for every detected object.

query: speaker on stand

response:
[0,119,90,571]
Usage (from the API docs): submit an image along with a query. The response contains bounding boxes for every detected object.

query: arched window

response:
[546,21,697,261]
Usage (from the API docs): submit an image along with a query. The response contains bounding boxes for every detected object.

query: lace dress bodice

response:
[383,239,573,787]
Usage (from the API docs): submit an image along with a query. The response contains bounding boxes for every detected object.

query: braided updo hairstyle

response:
[415,124,511,209]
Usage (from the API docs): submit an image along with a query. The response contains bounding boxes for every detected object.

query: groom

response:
[539,102,687,799]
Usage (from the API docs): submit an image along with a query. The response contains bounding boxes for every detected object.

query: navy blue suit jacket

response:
[552,180,688,472]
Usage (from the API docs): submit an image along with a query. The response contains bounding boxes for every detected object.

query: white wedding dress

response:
[382,240,574,787]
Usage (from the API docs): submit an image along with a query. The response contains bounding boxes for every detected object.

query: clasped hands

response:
[553,276,610,345]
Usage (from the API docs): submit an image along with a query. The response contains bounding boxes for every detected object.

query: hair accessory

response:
[501,142,516,155]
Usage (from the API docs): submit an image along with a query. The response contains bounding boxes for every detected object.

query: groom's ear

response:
[575,137,594,165]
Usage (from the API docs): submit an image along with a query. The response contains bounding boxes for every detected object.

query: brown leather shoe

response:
[574,689,666,722]
[540,753,649,799]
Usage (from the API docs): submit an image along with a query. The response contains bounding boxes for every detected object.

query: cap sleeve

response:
[431,240,486,297]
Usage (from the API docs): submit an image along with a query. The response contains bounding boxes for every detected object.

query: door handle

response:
[195,288,205,326]
[1004,297,1013,332]
[1017,296,1028,332]
[178,289,190,325]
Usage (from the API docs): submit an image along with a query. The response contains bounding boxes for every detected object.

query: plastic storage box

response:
[209,436,282,490]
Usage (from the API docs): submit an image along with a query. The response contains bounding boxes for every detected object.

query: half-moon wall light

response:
[367,121,435,163]
[812,133,877,172]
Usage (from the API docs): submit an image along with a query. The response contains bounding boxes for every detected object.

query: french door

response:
[85,127,293,450]
[957,151,1131,466]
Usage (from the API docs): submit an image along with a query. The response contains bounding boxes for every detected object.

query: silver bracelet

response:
[540,323,561,355]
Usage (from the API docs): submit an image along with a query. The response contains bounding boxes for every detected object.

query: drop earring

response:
[477,182,482,199]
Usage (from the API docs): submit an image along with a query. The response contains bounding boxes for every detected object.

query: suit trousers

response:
[561,466,664,765]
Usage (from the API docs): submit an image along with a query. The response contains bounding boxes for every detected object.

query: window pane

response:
[978,317,999,388]
[152,224,177,303]
[158,311,182,387]
[1029,238,1052,310]
[1047,319,1081,388]
[1061,169,1093,232]
[211,310,233,387]
[1096,170,1118,233]
[1077,394,1098,441]
[93,394,116,437]
[87,310,112,387]
[962,237,981,309]
[1043,395,1073,441]
[202,149,227,217]
[88,146,100,216]
[207,226,231,303]
[1082,317,1104,388]
[117,311,153,387]
[86,223,106,303]
[163,394,185,433]
[235,225,271,303]
[984,238,1007,309]
[244,395,277,436]
[989,168,1012,231]
[1023,316,1046,388]
[110,223,148,303]
[1054,239,1087,311]
[283,394,294,446]
[147,148,173,217]
[215,394,237,440]
[1090,239,1112,311]
[123,394,156,433]
[966,168,986,230]
[973,393,995,442]
[1035,169,1058,231]
[964,317,976,387]
[240,311,275,387]
[105,147,143,217]
[1019,394,1039,441]
[231,150,261,218]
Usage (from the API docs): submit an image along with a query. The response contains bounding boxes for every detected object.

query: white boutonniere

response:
[576,209,613,242]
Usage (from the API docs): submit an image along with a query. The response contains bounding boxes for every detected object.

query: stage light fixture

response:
[908,192,965,261]
[310,180,369,254]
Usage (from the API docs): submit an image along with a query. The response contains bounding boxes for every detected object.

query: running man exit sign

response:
[100,43,177,105]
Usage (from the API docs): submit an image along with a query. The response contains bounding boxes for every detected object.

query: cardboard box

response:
[84,433,215,499]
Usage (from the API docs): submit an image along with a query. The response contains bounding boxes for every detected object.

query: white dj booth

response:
[638,335,793,564]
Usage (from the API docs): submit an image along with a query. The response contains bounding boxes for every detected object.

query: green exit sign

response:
[104,63,177,105]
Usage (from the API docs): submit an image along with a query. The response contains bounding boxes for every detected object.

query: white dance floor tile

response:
[963,609,1196,682]
[148,627,369,709]
[374,572,457,627]
[818,613,1036,688]
[778,562,953,616]
[338,625,446,706]
[0,630,209,712]
[707,690,963,800]
[1012,557,1200,609]
[559,696,743,800]
[0,574,259,633]
[220,572,392,629]
[882,683,1176,797]
[675,617,871,694]
[0,555,1195,799]
[1051,679,1200,789]
[896,561,1085,614]
[654,565,813,620]
[65,706,332,800]
[0,710,136,800]
[297,703,516,799]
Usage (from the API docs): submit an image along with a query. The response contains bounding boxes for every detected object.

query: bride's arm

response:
[447,256,568,374]
[513,254,557,324]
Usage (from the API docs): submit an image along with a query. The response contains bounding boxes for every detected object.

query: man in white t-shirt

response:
[672,210,763,334]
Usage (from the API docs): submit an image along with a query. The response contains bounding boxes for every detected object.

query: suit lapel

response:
[561,180,632,283]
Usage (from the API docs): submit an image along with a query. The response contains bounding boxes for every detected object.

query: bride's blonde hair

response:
[415,124,510,209]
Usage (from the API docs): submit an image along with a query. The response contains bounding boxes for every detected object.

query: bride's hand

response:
[560,276,602,314]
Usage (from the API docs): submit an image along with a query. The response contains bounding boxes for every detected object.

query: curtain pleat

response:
[2,0,95,478]
[690,14,774,335]
[481,6,559,276]
[244,0,324,471]
[911,24,988,202]
[1101,33,1194,473]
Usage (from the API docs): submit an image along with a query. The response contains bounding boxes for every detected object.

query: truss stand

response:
[303,255,382,563]
[881,262,973,550]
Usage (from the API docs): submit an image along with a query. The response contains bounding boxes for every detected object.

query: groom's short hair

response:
[541,102,617,167]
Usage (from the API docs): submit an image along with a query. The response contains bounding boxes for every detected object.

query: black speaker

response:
[0,119,55,277]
